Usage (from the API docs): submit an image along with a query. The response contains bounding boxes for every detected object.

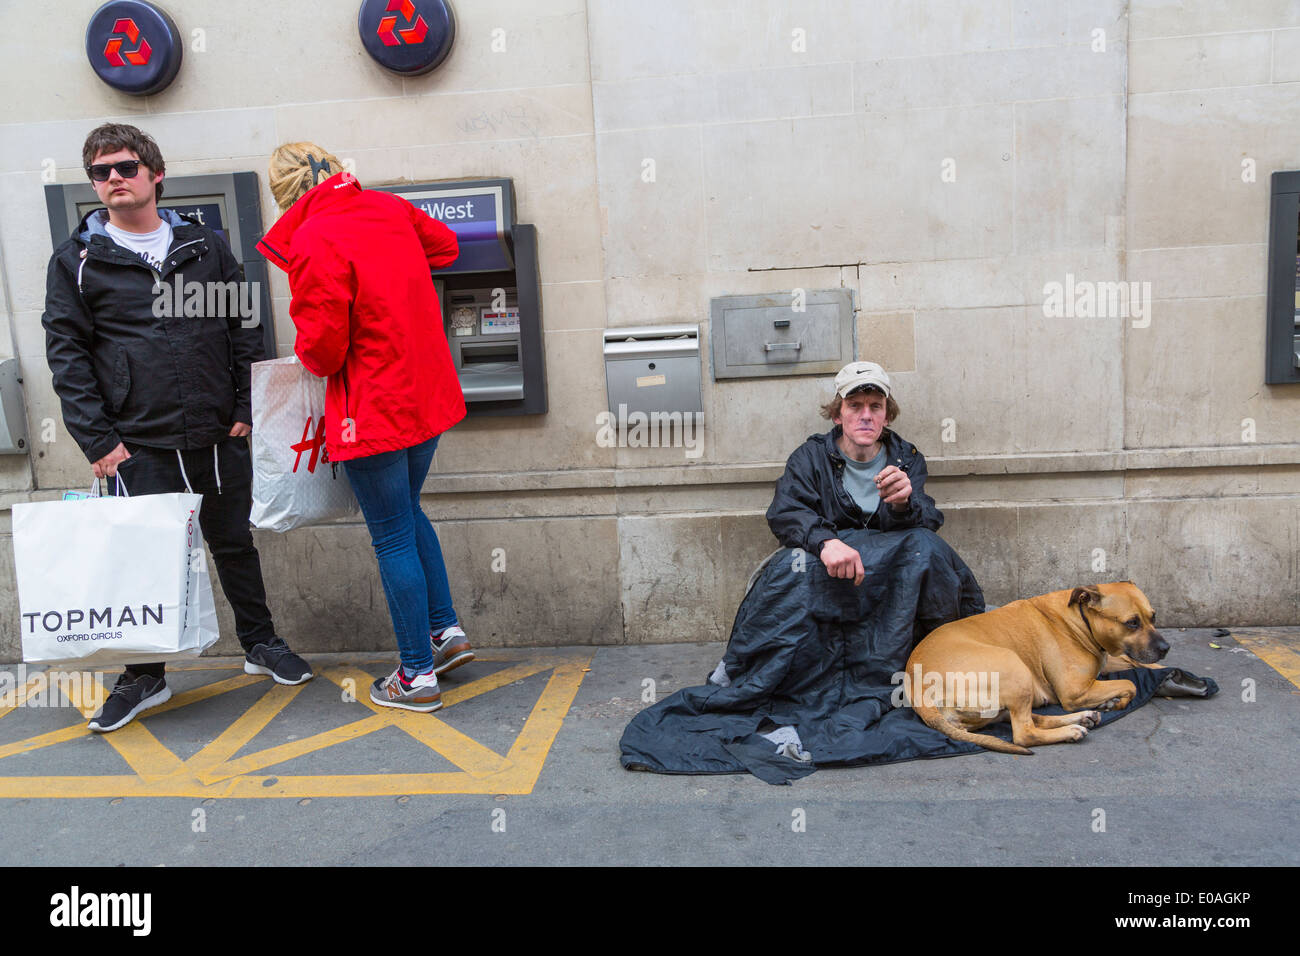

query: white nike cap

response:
[834,361,891,399]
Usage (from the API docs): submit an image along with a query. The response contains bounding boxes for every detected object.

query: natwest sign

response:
[358,0,455,76]
[85,0,183,95]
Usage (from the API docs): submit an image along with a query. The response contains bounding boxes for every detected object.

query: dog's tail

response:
[912,704,1032,756]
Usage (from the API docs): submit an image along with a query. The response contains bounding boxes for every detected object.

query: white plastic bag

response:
[250,355,359,532]
[13,479,219,666]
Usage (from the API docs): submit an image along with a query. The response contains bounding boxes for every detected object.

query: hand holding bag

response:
[249,355,360,532]
[13,475,219,666]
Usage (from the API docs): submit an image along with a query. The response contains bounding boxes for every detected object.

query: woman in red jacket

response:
[259,142,473,713]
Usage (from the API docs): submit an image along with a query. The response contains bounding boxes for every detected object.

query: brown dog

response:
[904,581,1169,755]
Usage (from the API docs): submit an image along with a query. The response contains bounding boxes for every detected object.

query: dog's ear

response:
[1069,585,1102,606]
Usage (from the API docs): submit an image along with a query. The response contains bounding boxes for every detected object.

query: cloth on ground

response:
[619,526,1218,785]
[759,724,811,762]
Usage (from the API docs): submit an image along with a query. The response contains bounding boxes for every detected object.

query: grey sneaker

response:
[370,667,443,713]
[244,637,313,685]
[88,672,171,733]
[431,624,474,676]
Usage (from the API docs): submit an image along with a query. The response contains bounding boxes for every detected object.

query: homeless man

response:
[767,361,945,578]
[618,361,987,783]
[41,123,312,734]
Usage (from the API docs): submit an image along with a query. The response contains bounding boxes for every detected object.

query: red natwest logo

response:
[377,0,428,46]
[103,17,152,66]
[291,417,328,473]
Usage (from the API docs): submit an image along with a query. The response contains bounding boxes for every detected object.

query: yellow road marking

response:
[1232,629,1300,690]
[195,714,390,785]
[101,723,188,781]
[391,714,512,777]
[0,723,91,760]
[505,657,593,792]
[61,669,108,717]
[186,682,307,778]
[439,661,555,707]
[0,652,593,798]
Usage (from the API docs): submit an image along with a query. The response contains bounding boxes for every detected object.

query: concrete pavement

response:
[0,627,1295,866]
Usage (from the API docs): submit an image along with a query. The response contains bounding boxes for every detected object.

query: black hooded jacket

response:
[42,207,261,464]
[765,426,943,554]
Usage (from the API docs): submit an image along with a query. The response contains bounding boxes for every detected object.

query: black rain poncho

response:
[620,528,1218,784]
[621,427,1218,783]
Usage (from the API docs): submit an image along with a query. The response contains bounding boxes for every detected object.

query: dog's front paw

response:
[1065,725,1088,742]
[1081,710,1101,727]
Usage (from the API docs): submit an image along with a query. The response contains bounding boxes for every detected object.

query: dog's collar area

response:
[1078,603,1100,649]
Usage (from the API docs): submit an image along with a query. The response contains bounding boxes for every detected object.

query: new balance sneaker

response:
[244,637,313,685]
[370,667,442,713]
[431,624,474,675]
[87,672,171,733]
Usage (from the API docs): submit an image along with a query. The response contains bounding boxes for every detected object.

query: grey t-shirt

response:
[841,445,888,516]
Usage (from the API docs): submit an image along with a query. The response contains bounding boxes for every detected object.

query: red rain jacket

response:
[257,172,465,461]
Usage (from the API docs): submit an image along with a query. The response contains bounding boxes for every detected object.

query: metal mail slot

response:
[603,324,702,415]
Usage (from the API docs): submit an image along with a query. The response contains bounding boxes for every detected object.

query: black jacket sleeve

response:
[42,253,121,464]
[875,447,944,532]
[219,232,259,424]
[765,443,840,554]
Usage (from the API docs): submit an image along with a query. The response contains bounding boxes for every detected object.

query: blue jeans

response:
[343,435,457,672]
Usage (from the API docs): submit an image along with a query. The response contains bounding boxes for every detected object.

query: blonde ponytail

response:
[268,141,346,212]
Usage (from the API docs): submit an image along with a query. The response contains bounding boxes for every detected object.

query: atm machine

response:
[377,178,547,416]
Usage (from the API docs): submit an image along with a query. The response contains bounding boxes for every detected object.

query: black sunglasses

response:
[85,160,143,182]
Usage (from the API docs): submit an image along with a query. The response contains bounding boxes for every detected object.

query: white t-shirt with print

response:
[105,219,173,272]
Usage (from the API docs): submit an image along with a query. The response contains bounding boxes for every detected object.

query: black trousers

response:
[110,437,276,678]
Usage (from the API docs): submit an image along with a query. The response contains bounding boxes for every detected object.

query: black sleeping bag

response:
[619,527,1218,784]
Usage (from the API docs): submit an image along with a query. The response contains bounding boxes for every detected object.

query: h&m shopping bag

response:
[250,355,359,532]
[13,480,219,666]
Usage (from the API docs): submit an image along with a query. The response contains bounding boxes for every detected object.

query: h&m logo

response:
[291,417,329,474]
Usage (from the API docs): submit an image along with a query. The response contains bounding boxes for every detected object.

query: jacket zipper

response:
[160,238,203,277]
[829,454,869,527]
[91,236,204,283]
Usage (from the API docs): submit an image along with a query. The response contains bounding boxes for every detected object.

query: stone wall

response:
[2,1,1298,660]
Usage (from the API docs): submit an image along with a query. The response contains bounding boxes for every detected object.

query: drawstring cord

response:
[175,450,194,494]
[172,446,222,495]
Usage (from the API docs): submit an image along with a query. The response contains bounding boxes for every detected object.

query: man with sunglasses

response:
[42,123,311,733]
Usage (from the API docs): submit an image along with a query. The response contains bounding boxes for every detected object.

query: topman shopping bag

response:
[13,478,219,667]
[250,355,360,532]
